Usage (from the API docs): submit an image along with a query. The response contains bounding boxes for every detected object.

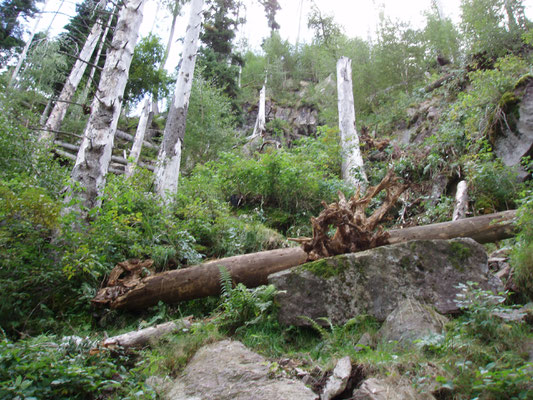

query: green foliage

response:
[0,0,39,58]
[125,34,171,106]
[0,335,156,399]
[181,73,237,170]
[467,158,521,213]
[215,267,279,333]
[511,185,533,300]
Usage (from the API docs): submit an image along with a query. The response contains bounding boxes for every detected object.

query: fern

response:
[218,266,233,299]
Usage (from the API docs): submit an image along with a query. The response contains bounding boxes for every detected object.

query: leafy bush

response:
[0,335,155,399]
[511,187,533,300]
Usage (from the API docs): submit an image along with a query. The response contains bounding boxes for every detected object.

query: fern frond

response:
[218,266,233,299]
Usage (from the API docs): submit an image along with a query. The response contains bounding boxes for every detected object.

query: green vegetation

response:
[0,0,532,398]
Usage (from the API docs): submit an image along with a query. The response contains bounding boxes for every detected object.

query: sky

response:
[22,0,533,73]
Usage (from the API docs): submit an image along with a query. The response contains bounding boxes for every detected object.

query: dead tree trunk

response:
[102,319,192,348]
[125,97,152,177]
[337,57,367,190]
[66,0,146,211]
[93,210,518,310]
[77,4,116,113]
[452,180,469,221]
[40,1,107,144]
[154,0,204,201]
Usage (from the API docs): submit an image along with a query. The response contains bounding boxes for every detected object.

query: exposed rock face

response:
[321,356,352,400]
[494,77,533,171]
[352,378,435,400]
[269,239,502,326]
[163,340,318,400]
[378,299,448,346]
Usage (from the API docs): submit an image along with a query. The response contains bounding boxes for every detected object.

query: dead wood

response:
[101,318,192,349]
[359,126,390,151]
[291,170,408,260]
[92,210,517,310]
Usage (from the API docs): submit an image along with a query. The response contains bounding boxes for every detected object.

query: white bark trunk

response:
[154,0,204,200]
[68,0,146,211]
[78,4,115,112]
[102,320,191,348]
[249,84,266,139]
[453,180,469,221]
[41,3,106,143]
[337,57,367,190]
[125,97,151,177]
[433,0,446,20]
[9,0,50,87]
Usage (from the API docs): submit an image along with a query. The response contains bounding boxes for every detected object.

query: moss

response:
[513,74,533,90]
[399,256,412,270]
[449,241,472,271]
[498,91,519,111]
[302,257,348,278]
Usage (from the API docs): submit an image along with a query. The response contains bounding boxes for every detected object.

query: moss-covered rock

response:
[269,238,502,326]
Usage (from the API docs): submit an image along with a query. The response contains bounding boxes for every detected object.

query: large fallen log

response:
[92,210,517,310]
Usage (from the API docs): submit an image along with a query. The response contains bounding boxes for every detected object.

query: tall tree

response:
[154,0,205,200]
[198,0,243,101]
[39,0,107,143]
[337,57,366,190]
[67,0,146,211]
[258,0,280,33]
[0,0,40,59]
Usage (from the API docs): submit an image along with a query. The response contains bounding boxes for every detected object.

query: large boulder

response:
[269,238,502,326]
[163,340,318,400]
[378,299,448,346]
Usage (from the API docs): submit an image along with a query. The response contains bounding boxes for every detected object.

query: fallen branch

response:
[92,210,517,310]
[101,319,192,349]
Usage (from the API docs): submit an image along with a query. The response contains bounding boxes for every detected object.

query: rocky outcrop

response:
[163,340,317,400]
[377,299,448,346]
[493,76,533,177]
[269,238,503,326]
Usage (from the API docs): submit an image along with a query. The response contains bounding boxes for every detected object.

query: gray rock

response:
[163,340,317,400]
[269,239,502,326]
[321,356,352,400]
[378,299,448,346]
[352,378,435,400]
[494,77,533,170]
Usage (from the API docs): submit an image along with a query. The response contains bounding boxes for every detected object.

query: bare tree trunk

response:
[102,319,192,348]
[66,0,146,211]
[94,210,518,310]
[452,180,469,221]
[154,0,204,201]
[337,57,367,190]
[125,97,152,177]
[40,1,107,144]
[77,4,116,112]
[9,0,50,87]
[250,83,266,139]
[433,0,445,19]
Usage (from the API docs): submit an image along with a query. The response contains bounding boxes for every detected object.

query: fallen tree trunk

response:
[93,210,517,310]
[101,319,192,349]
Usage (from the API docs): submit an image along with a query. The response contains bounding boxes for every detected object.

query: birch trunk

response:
[433,0,445,19]
[9,0,49,87]
[452,180,469,221]
[337,57,367,190]
[125,97,151,177]
[77,5,115,112]
[67,0,145,211]
[249,84,266,139]
[40,1,107,144]
[154,0,204,200]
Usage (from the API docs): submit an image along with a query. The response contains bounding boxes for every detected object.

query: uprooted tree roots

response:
[291,171,408,261]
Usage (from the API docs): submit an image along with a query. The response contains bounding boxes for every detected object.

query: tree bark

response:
[337,57,367,190]
[77,4,116,113]
[452,180,469,221]
[101,319,192,348]
[154,0,204,201]
[126,97,152,177]
[41,2,106,143]
[94,210,518,310]
[66,0,146,211]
